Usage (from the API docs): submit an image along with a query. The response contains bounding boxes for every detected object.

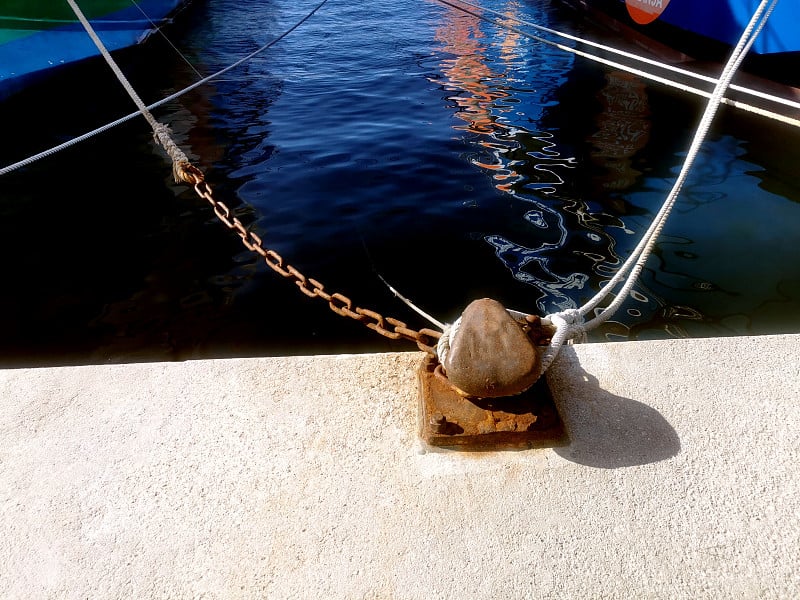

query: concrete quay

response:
[1,334,799,599]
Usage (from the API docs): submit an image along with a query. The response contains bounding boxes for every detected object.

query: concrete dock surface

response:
[1,334,799,599]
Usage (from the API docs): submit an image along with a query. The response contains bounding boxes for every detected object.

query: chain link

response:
[178,162,441,354]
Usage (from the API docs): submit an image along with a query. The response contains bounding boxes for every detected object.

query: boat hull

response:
[649,0,799,56]
[0,0,189,99]
[556,0,800,85]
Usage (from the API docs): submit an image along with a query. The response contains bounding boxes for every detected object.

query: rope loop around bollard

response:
[539,309,585,374]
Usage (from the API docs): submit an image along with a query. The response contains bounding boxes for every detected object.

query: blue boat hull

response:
[632,0,799,55]
[0,0,190,99]
[556,0,800,86]
[558,0,800,54]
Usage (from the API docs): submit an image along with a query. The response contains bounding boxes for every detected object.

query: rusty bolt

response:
[429,412,462,435]
[430,412,447,433]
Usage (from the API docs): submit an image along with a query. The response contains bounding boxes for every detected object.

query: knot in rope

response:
[539,308,585,373]
[549,308,585,338]
[436,316,460,369]
[151,123,194,183]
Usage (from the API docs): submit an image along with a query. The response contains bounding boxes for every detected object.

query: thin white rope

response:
[448,0,800,114]
[130,0,203,78]
[0,0,330,177]
[375,273,447,330]
[538,0,779,373]
[435,0,800,128]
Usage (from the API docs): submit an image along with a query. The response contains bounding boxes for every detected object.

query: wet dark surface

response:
[1,0,799,368]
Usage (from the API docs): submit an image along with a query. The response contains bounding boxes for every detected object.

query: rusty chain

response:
[176,162,441,354]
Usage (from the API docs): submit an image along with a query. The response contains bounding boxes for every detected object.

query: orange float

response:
[625,0,671,25]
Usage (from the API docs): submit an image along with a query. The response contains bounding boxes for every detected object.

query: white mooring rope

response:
[535,0,780,374]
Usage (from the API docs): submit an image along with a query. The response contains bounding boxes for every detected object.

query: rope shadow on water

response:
[548,346,680,468]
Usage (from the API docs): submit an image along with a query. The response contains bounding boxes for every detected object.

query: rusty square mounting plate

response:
[418,355,567,450]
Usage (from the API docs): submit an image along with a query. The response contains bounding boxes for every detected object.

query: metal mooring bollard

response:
[441,298,544,398]
[419,298,567,450]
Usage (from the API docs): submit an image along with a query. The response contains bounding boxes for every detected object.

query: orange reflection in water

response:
[433,2,525,192]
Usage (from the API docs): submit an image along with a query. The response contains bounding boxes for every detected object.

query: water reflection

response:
[1,0,797,368]
[430,0,800,340]
[589,71,651,196]
[432,1,654,328]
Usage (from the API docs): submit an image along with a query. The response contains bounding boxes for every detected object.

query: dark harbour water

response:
[1,0,799,367]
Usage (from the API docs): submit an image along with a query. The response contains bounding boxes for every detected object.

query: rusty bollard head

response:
[441,298,542,398]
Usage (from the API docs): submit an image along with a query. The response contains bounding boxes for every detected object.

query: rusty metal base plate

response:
[418,355,567,451]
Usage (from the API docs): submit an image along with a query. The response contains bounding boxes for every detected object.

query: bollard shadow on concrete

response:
[547,346,681,469]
